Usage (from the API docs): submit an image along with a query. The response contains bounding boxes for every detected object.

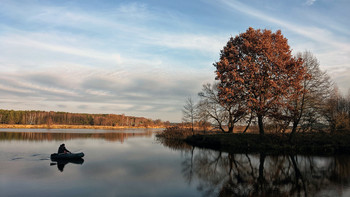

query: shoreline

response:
[0,124,165,130]
[184,132,350,155]
[156,129,350,155]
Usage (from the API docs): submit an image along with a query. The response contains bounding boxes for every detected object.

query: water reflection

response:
[1,129,201,197]
[161,140,350,196]
[50,158,84,172]
[0,130,153,143]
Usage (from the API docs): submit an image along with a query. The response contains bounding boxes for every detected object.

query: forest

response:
[0,109,167,128]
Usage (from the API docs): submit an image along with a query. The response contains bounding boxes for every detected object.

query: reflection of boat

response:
[50,157,84,172]
[50,152,84,160]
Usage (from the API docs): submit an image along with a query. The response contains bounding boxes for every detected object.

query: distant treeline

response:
[0,109,168,127]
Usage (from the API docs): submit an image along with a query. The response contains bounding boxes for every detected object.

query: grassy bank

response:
[156,127,350,155]
[0,124,164,130]
[184,131,350,155]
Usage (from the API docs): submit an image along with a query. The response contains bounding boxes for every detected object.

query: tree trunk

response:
[290,91,306,140]
[228,111,234,133]
[191,120,194,135]
[228,125,234,133]
[258,115,264,135]
[217,121,226,133]
[289,120,298,142]
[291,117,299,134]
[243,113,253,133]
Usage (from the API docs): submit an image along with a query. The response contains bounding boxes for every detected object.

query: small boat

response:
[50,152,84,160]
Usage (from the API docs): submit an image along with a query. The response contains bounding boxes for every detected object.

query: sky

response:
[0,0,349,122]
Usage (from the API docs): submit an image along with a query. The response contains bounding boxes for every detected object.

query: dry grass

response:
[156,126,210,140]
[0,124,164,130]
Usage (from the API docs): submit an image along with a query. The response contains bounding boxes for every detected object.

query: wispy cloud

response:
[220,0,348,49]
[1,34,122,63]
[305,0,316,6]
[0,2,222,55]
[144,33,226,54]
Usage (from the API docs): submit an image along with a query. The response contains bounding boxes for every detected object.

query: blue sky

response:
[0,0,349,122]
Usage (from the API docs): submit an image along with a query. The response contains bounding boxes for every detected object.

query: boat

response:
[50,152,84,160]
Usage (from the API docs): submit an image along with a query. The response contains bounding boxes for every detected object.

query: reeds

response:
[156,126,207,139]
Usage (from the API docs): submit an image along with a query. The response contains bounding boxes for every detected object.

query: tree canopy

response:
[214,27,307,135]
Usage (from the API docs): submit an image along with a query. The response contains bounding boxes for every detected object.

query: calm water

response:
[1,129,350,197]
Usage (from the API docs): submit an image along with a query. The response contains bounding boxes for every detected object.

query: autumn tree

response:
[214,27,306,135]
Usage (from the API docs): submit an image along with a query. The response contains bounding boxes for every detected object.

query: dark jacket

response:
[58,145,70,154]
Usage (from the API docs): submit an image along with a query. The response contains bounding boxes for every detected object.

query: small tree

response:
[287,51,332,135]
[198,83,246,133]
[182,97,197,133]
[262,51,333,135]
[323,87,350,132]
[323,86,341,132]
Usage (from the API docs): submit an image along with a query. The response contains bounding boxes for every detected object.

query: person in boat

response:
[58,144,71,154]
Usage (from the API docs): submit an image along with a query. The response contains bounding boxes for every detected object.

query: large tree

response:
[214,27,307,135]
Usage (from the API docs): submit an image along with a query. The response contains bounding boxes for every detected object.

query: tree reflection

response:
[190,152,350,196]
[0,131,153,143]
[161,140,350,196]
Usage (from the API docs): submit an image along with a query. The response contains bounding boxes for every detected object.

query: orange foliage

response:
[214,27,307,134]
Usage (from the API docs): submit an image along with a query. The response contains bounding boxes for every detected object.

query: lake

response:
[1,129,350,197]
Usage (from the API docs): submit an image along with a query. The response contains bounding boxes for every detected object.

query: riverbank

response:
[184,131,350,155]
[156,128,350,155]
[0,124,165,130]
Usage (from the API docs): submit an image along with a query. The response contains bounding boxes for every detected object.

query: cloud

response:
[305,0,316,6]
[0,1,219,122]
[57,104,66,108]
[15,3,223,54]
[0,62,210,121]
[142,33,226,54]
[220,0,346,48]
[0,34,122,64]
